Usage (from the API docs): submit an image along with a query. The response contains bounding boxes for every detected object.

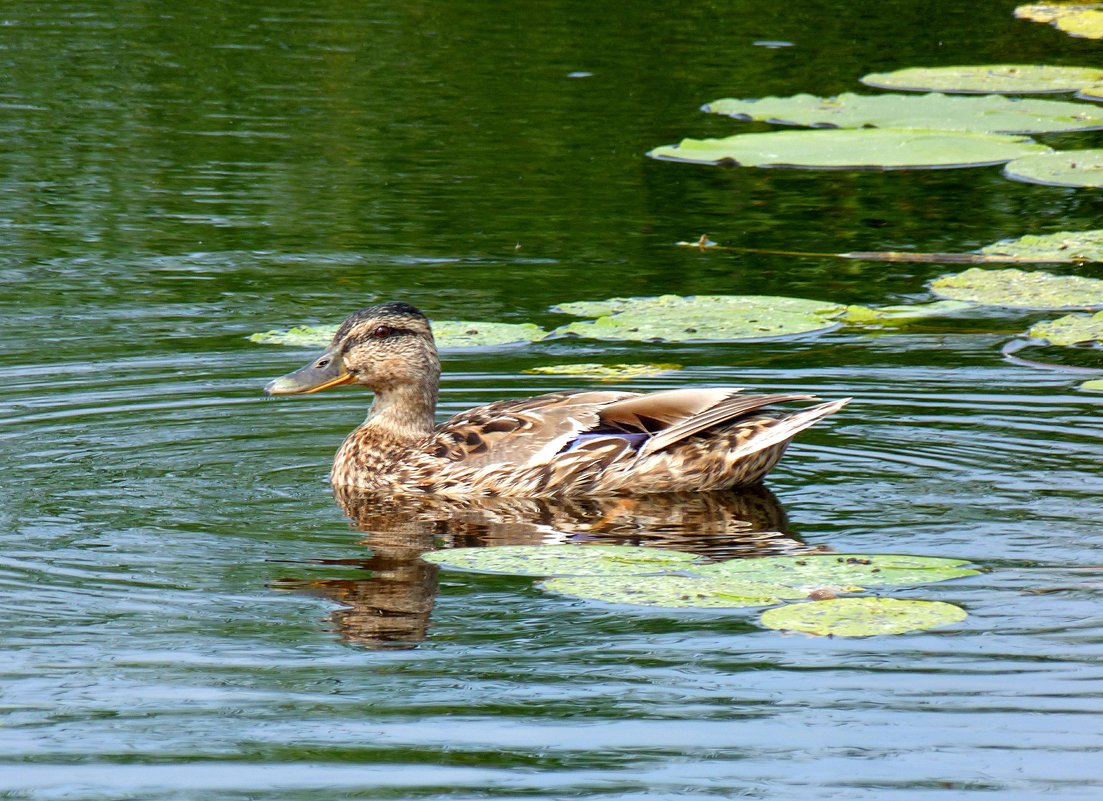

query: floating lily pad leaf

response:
[541,574,807,608]
[1016,3,1103,38]
[1081,378,1103,391]
[250,321,549,349]
[705,92,1103,133]
[249,325,338,347]
[421,545,700,577]
[841,300,976,326]
[524,363,682,380]
[760,597,968,637]
[1028,310,1103,345]
[930,267,1103,309]
[1004,149,1103,187]
[552,294,845,342]
[980,230,1103,262]
[648,129,1050,170]
[697,554,979,588]
[860,65,1103,94]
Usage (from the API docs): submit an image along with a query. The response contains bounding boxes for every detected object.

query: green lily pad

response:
[930,267,1103,309]
[860,65,1103,94]
[1016,3,1103,38]
[841,300,976,326]
[250,320,550,349]
[705,92,1103,133]
[648,129,1050,170]
[421,545,700,577]
[552,294,845,342]
[1028,310,1103,344]
[980,230,1103,262]
[1004,149,1103,187]
[759,597,968,637]
[523,363,682,380]
[1080,378,1103,391]
[697,554,979,588]
[541,574,808,608]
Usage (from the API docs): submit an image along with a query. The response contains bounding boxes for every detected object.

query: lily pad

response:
[552,294,845,342]
[421,544,700,577]
[980,230,1103,262]
[1028,310,1103,345]
[697,554,980,588]
[705,92,1103,133]
[648,129,1050,170]
[840,300,976,326]
[759,597,968,637]
[1081,378,1103,391]
[930,267,1103,309]
[860,65,1103,94]
[523,363,682,380]
[1004,149,1103,187]
[541,574,808,608]
[1016,3,1103,38]
[250,320,550,349]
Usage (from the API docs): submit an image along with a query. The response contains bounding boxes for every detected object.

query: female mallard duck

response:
[265,302,849,497]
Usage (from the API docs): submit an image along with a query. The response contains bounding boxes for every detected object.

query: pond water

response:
[2,1,1102,798]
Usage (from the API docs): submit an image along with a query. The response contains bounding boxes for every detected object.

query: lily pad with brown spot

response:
[759,597,968,637]
[1028,310,1103,345]
[541,574,809,609]
[696,553,980,589]
[421,544,700,577]
[980,230,1103,262]
[1004,149,1103,187]
[860,65,1103,94]
[930,267,1103,309]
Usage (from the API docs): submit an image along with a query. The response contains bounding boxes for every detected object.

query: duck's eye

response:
[316,357,330,368]
[372,325,393,339]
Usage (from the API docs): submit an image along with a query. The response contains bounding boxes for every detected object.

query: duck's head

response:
[265,301,440,397]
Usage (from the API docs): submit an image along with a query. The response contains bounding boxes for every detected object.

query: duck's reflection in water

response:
[280,486,820,648]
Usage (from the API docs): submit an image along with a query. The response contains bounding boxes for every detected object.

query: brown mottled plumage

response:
[265,302,849,497]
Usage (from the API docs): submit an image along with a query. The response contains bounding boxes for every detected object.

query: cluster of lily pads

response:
[421,545,978,637]
[649,63,1103,186]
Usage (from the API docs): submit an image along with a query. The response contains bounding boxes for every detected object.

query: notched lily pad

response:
[524,363,682,379]
[1028,310,1103,345]
[250,320,550,349]
[1016,3,1103,38]
[705,92,1103,133]
[421,544,699,577]
[860,65,1103,94]
[697,553,979,588]
[980,230,1103,262]
[930,267,1103,309]
[1004,149,1103,187]
[541,574,808,609]
[760,597,968,637]
[648,129,1050,170]
[841,300,976,326]
[552,294,845,342]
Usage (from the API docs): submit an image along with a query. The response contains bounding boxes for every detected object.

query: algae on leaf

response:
[759,597,968,637]
[930,268,1103,309]
[541,574,807,609]
[697,553,980,588]
[648,129,1050,170]
[980,230,1103,262]
[861,64,1103,94]
[421,544,700,577]
[553,294,845,342]
[705,92,1103,134]
[1004,150,1103,188]
[1028,310,1103,345]
[251,320,550,349]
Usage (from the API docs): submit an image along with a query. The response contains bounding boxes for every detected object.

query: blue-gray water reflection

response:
[2,0,1102,798]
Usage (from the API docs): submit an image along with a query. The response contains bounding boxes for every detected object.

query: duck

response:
[264,301,849,497]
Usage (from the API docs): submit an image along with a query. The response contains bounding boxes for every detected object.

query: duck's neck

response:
[361,381,438,446]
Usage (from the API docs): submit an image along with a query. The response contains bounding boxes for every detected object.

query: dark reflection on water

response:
[280,487,819,648]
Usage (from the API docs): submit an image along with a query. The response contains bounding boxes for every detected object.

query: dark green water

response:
[2,1,1102,798]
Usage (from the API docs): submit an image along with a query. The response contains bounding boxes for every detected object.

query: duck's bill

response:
[265,350,355,396]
